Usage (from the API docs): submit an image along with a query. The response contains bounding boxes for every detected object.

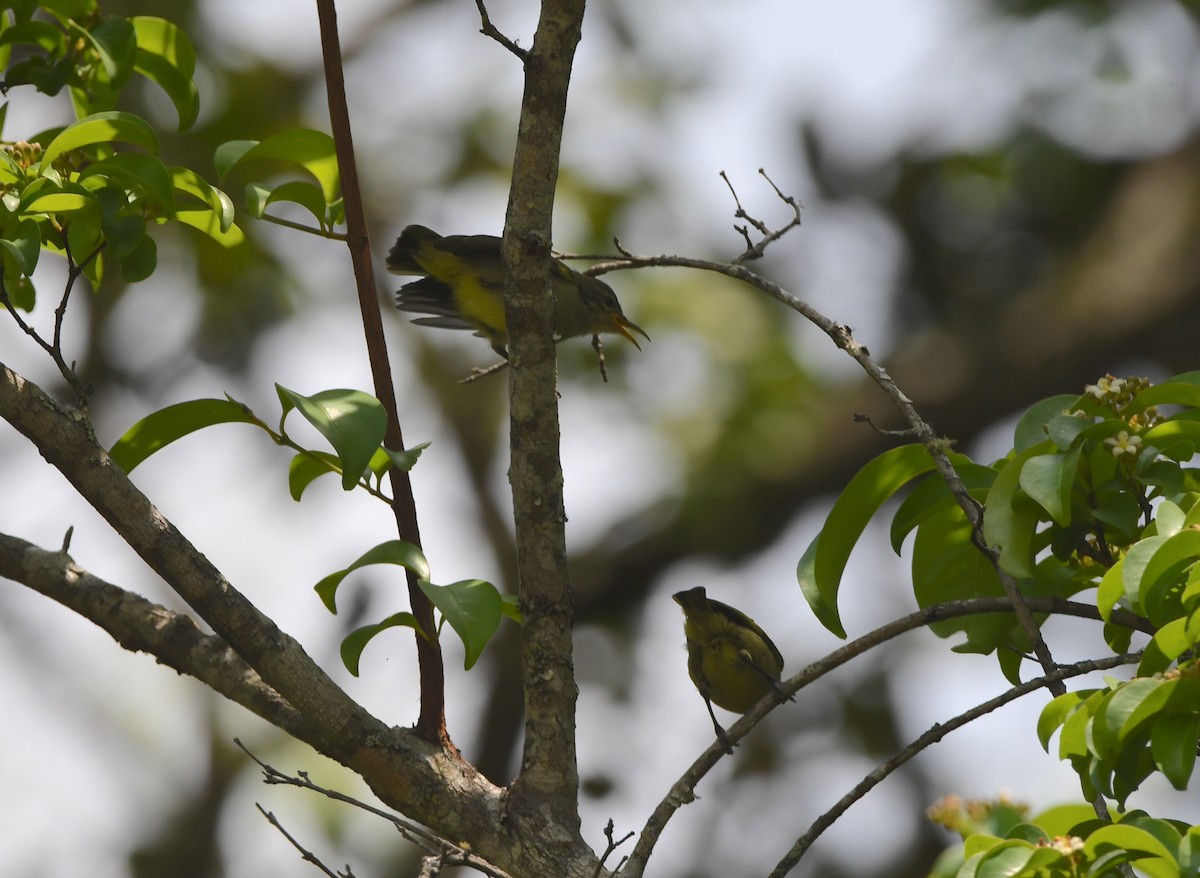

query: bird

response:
[672,586,789,751]
[387,224,648,358]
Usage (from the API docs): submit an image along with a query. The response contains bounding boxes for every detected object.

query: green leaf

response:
[1014,394,1083,451]
[174,207,246,254]
[912,503,1007,651]
[889,461,996,554]
[1018,445,1082,527]
[1137,617,1197,677]
[118,234,156,282]
[0,218,41,274]
[796,536,843,637]
[108,397,257,473]
[1038,690,1094,751]
[500,593,522,622]
[1139,529,1200,625]
[78,153,175,208]
[19,178,98,215]
[212,139,256,178]
[131,17,199,130]
[1026,804,1101,839]
[216,129,340,203]
[1150,712,1200,790]
[250,179,331,228]
[287,450,340,501]
[313,540,430,613]
[1093,678,1174,758]
[384,441,430,473]
[1084,823,1176,864]
[0,21,65,53]
[1128,380,1200,413]
[800,444,944,637]
[1097,557,1127,623]
[1155,500,1186,538]
[39,111,158,170]
[171,168,235,232]
[1046,412,1095,449]
[418,579,503,670]
[339,613,423,677]
[982,445,1052,578]
[77,17,135,85]
[1143,412,1200,450]
[276,385,387,491]
[38,0,97,21]
[1120,536,1170,618]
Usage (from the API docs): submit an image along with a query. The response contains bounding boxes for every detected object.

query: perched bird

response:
[673,586,788,751]
[387,224,648,358]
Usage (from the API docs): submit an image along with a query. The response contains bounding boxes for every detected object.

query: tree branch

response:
[0,362,513,868]
[0,531,316,744]
[769,652,1140,877]
[501,0,589,857]
[597,242,1062,684]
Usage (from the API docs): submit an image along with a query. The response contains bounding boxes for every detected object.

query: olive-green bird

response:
[387,224,648,358]
[673,586,789,751]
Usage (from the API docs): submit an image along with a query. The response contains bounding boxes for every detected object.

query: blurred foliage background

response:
[5,0,1200,876]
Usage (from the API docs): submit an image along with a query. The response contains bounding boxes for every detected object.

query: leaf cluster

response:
[802,372,1200,872]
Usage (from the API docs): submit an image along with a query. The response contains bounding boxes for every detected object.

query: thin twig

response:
[598,180,1061,690]
[461,359,509,384]
[474,0,527,60]
[592,819,634,878]
[591,333,609,383]
[236,740,513,878]
[257,804,343,877]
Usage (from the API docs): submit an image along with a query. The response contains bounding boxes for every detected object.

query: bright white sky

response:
[3,1,1200,876]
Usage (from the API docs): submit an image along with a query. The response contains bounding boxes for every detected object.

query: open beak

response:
[611,314,650,350]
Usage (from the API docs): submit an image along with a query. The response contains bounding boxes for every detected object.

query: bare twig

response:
[474,0,527,61]
[257,804,344,877]
[596,192,1062,694]
[591,333,609,383]
[592,818,634,878]
[853,412,919,438]
[237,740,513,878]
[460,359,509,384]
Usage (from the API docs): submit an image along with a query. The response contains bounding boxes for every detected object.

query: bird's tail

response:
[386,224,442,274]
[395,276,473,331]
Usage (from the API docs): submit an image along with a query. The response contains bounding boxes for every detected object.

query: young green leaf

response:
[108,397,258,473]
[418,579,504,670]
[384,441,430,473]
[340,613,424,677]
[215,129,339,203]
[1014,394,1083,452]
[0,218,41,274]
[982,445,1051,578]
[131,17,199,130]
[313,540,430,613]
[287,450,341,501]
[39,111,159,170]
[1151,712,1200,790]
[1018,445,1082,527]
[276,385,387,491]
